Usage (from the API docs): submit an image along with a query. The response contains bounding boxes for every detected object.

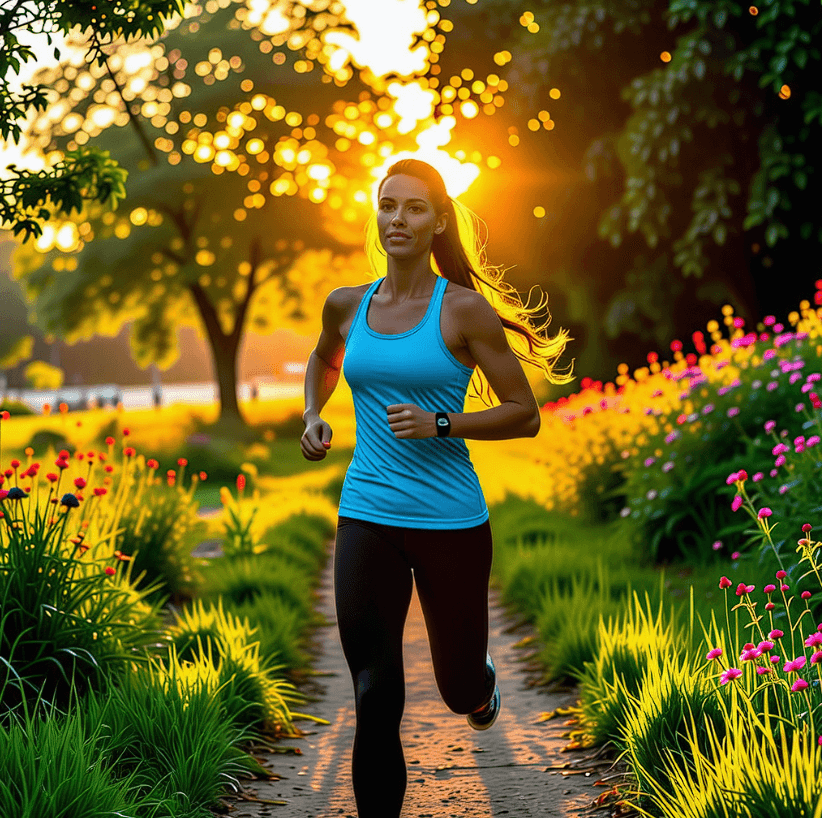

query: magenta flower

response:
[765,420,776,432]
[736,583,755,596]
[769,629,784,639]
[784,656,807,673]
[720,668,742,685]
[781,584,790,591]
[732,551,741,560]
[758,507,773,519]
[812,651,822,664]
[765,602,776,611]
[776,570,787,579]
[706,648,723,660]
[719,576,732,589]
[756,666,772,675]
[804,633,822,647]
[741,648,761,662]
[726,471,739,485]
[712,540,723,551]
[757,640,774,652]
[764,584,776,593]
[753,471,764,482]
[731,495,744,512]
[792,679,809,692]
[771,655,781,663]
[802,591,812,600]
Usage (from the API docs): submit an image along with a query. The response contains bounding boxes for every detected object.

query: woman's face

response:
[376,173,447,259]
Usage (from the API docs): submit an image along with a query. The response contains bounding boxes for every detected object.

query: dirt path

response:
[225,540,608,817]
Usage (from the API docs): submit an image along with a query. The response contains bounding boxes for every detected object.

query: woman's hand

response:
[386,403,436,439]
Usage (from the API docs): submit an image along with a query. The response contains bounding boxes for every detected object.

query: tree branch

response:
[89,30,159,166]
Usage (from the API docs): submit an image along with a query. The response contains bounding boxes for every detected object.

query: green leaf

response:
[765,223,779,247]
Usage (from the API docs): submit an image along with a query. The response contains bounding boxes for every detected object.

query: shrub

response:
[0,489,164,718]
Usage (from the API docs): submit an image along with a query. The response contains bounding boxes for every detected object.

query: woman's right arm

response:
[302,287,348,425]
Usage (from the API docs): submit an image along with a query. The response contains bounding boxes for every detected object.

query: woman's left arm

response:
[386,291,542,441]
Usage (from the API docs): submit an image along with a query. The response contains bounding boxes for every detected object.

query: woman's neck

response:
[380,256,437,303]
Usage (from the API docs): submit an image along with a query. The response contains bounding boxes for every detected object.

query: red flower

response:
[719,576,732,589]
[104,566,116,576]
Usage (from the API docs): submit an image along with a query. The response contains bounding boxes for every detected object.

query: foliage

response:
[0,486,164,718]
[0,687,163,818]
[0,0,190,239]
[83,653,264,816]
[199,553,314,621]
[114,473,208,604]
[497,0,822,313]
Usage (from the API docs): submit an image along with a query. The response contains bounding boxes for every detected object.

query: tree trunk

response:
[212,332,245,428]
[188,280,247,430]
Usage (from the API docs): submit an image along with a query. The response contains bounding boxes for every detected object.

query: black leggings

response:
[334,515,494,818]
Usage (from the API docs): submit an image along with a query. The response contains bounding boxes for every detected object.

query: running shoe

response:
[467,652,500,731]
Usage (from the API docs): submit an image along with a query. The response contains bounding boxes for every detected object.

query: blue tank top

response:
[338,274,490,529]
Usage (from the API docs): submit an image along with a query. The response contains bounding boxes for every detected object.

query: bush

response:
[26,428,73,457]
[115,483,208,604]
[0,490,164,719]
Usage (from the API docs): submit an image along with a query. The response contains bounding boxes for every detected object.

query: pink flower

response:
[765,602,776,610]
[732,551,741,560]
[805,633,822,647]
[802,591,812,600]
[712,540,723,551]
[812,651,822,664]
[784,656,807,673]
[792,679,809,692]
[736,583,755,596]
[741,648,761,662]
[771,655,781,663]
[726,471,739,485]
[764,584,776,593]
[765,420,776,432]
[776,570,787,579]
[769,629,784,639]
[758,507,773,519]
[731,495,744,512]
[720,668,742,685]
[753,471,764,482]
[756,666,772,675]
[781,584,790,591]
[757,641,774,652]
[706,648,723,660]
[719,576,732,589]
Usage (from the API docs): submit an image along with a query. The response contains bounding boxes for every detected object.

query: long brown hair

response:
[364,158,575,408]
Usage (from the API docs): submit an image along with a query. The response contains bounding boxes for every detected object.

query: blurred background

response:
[2,0,819,421]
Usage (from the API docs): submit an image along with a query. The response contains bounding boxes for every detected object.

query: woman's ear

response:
[436,213,447,234]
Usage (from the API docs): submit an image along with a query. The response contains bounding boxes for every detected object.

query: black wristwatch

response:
[435,412,451,437]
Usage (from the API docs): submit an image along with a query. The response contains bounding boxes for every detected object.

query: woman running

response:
[301,158,574,817]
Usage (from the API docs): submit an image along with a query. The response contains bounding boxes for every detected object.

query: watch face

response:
[437,417,448,426]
